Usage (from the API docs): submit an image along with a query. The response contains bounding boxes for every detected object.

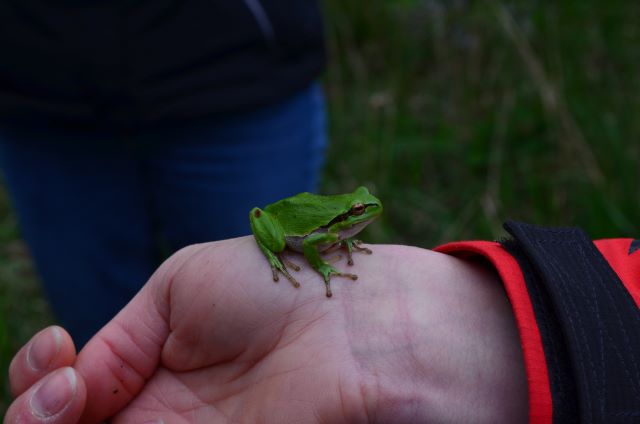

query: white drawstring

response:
[242,0,276,46]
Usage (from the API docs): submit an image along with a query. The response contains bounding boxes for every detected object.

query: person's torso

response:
[0,0,326,127]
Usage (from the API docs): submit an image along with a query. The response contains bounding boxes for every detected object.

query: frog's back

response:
[264,192,348,236]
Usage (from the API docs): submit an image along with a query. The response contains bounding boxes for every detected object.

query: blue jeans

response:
[0,83,327,345]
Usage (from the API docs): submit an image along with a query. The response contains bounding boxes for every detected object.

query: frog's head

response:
[348,186,383,222]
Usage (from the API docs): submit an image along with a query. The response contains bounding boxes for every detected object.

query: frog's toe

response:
[282,257,301,272]
[336,271,358,281]
[352,240,373,254]
[271,264,300,288]
[322,265,359,282]
[354,245,373,255]
[285,275,301,288]
[319,267,359,297]
[343,240,373,266]
[280,269,301,288]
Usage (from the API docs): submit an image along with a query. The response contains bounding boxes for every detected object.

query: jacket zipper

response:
[242,0,277,48]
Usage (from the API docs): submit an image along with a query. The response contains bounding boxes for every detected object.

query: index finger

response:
[8,326,76,398]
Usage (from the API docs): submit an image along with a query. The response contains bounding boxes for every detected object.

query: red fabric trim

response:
[595,239,640,307]
[434,241,552,424]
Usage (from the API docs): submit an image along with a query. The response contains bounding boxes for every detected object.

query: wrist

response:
[345,247,528,422]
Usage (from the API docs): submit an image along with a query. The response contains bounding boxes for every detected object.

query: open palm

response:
[7,237,528,423]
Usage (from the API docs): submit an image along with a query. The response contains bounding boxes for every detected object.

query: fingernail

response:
[30,367,77,418]
[27,326,62,371]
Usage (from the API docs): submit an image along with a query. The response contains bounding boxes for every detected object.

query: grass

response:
[322,0,639,245]
[1,0,639,414]
[0,190,53,411]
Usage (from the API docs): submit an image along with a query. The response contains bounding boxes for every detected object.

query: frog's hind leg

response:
[272,253,300,288]
[256,240,300,288]
[280,255,301,272]
[343,239,373,265]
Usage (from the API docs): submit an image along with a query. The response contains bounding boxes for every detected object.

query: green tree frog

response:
[249,186,383,297]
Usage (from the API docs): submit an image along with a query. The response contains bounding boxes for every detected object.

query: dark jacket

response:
[0,0,326,128]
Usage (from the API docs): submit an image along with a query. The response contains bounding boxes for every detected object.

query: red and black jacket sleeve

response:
[434,221,640,424]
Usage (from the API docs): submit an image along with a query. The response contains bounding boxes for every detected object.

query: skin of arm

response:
[6,237,528,423]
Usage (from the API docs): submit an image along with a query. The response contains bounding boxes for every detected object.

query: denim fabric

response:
[0,82,327,345]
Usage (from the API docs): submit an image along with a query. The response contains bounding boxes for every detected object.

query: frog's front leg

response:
[343,239,373,265]
[303,232,357,298]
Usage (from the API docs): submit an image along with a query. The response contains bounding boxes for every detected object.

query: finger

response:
[4,367,87,424]
[72,244,202,423]
[9,326,77,397]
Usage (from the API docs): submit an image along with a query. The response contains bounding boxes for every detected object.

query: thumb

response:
[73,244,199,422]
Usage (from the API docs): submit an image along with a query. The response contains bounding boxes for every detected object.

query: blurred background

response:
[1,0,639,411]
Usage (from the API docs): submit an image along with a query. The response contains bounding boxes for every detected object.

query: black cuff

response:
[502,221,640,423]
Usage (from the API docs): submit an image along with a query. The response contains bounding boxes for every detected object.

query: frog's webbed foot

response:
[270,254,300,288]
[281,256,301,272]
[318,263,358,298]
[271,264,300,288]
[343,239,373,266]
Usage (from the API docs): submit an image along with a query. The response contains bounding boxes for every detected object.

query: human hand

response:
[5,237,528,423]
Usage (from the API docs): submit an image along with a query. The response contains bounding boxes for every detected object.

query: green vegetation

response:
[323,1,639,244]
[1,1,639,413]
[0,189,53,411]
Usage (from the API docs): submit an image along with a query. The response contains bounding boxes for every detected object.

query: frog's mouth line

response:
[322,203,380,228]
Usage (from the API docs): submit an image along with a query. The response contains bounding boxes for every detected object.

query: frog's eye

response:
[350,203,366,215]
